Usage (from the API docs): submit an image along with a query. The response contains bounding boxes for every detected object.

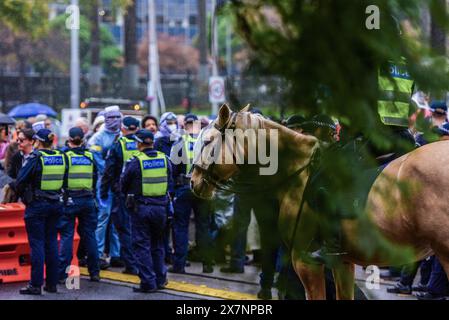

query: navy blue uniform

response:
[13,150,67,288]
[426,256,449,296]
[58,146,100,281]
[155,135,175,158]
[155,134,176,262]
[170,135,214,272]
[121,148,174,290]
[101,134,138,273]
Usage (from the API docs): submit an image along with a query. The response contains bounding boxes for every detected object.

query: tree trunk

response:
[430,0,447,99]
[198,0,208,83]
[89,0,102,95]
[122,0,139,94]
[431,15,446,55]
[14,38,27,102]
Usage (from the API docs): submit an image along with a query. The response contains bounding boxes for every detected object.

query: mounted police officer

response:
[169,114,214,274]
[13,129,67,295]
[374,59,416,157]
[100,116,140,275]
[58,127,100,283]
[304,59,416,265]
[120,130,174,293]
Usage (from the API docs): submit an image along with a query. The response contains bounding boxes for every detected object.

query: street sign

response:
[209,76,226,103]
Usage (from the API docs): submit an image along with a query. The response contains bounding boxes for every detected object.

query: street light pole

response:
[148,0,158,117]
[226,23,232,77]
[69,0,80,109]
[211,0,219,116]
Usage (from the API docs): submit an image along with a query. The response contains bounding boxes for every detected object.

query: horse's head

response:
[191,104,318,199]
[191,104,249,199]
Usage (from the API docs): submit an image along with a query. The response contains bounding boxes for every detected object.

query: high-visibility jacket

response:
[39,150,66,191]
[183,134,197,174]
[119,136,140,164]
[378,61,414,127]
[66,150,94,191]
[137,151,168,197]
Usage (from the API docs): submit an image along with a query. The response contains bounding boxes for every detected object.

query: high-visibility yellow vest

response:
[137,151,168,197]
[39,150,66,191]
[119,136,140,164]
[66,150,94,191]
[378,61,414,127]
[183,134,197,174]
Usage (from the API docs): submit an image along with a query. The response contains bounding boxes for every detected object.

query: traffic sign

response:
[209,76,226,103]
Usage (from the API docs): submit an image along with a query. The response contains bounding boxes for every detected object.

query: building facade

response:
[102,0,212,46]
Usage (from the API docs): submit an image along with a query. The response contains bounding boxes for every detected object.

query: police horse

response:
[190,104,449,300]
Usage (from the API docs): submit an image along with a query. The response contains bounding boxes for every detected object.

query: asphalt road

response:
[0,279,207,300]
[5,263,428,301]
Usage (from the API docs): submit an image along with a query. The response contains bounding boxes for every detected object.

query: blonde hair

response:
[41,133,55,149]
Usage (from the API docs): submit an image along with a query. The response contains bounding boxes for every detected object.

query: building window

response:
[189,15,197,25]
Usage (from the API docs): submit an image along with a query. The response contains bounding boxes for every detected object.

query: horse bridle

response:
[193,111,317,196]
[192,112,239,191]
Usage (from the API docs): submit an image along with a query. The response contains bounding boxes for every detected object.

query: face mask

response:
[105,116,122,133]
[167,124,177,133]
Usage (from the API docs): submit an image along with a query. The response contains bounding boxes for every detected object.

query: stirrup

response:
[308,248,348,266]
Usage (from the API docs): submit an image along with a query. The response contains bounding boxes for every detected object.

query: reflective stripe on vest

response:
[66,150,94,190]
[378,61,414,127]
[137,151,168,197]
[119,137,140,164]
[183,134,197,174]
[39,150,66,191]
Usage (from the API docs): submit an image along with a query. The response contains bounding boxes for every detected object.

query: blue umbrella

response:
[0,113,15,125]
[8,103,57,119]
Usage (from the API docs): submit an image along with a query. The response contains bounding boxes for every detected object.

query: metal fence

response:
[0,72,286,117]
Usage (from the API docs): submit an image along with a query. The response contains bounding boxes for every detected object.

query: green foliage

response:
[230,0,449,262]
[231,0,449,144]
[216,5,244,62]
[0,0,50,37]
[48,14,122,75]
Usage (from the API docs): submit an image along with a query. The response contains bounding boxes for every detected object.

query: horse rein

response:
[193,111,317,196]
[193,112,239,193]
[193,111,316,252]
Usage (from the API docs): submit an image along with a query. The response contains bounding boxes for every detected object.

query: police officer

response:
[120,130,173,293]
[375,59,416,156]
[154,112,178,264]
[100,116,140,274]
[375,18,415,154]
[378,60,415,128]
[169,114,214,274]
[58,127,100,283]
[13,129,67,295]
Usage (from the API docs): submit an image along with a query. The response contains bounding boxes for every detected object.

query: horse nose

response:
[190,180,194,190]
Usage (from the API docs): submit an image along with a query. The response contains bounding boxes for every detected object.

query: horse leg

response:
[332,262,355,300]
[291,251,326,300]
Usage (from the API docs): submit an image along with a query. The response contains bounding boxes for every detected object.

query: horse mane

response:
[237,112,319,171]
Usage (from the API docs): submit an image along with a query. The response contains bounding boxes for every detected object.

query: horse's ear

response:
[240,104,250,113]
[217,104,231,127]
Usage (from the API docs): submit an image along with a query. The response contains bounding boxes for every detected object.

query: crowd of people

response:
[0,106,276,297]
[0,97,448,300]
